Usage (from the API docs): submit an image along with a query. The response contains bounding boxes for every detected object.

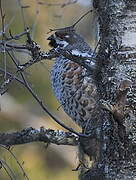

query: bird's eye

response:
[55,32,64,39]
[55,32,69,40]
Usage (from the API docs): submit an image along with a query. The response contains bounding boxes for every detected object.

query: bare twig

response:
[0,145,29,180]
[0,16,15,36]
[8,29,29,41]
[0,0,7,80]
[0,159,16,180]
[0,0,5,36]
[0,67,25,86]
[72,9,93,28]
[0,127,78,146]
[72,160,90,171]
[47,9,93,33]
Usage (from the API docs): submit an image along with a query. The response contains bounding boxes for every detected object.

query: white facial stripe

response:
[71,49,92,57]
[55,39,69,47]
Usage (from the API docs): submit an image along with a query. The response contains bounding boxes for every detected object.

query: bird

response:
[47,27,98,131]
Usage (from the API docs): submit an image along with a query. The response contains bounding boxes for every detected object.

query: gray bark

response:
[79,0,136,179]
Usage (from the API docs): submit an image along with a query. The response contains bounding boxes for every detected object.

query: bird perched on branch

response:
[47,27,98,131]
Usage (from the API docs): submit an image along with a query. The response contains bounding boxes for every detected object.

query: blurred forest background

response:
[0,0,97,179]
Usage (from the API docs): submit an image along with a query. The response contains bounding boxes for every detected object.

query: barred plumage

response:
[48,28,98,128]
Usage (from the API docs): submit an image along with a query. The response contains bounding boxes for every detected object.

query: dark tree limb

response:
[0,127,78,146]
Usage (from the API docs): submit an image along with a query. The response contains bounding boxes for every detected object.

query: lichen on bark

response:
[80,0,136,179]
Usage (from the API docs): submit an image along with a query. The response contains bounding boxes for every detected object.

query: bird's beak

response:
[47,34,58,48]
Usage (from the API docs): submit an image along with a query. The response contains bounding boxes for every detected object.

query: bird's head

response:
[47,27,82,49]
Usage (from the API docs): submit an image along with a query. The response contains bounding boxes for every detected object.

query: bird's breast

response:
[51,56,97,127]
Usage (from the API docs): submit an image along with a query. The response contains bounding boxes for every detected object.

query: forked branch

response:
[0,127,78,146]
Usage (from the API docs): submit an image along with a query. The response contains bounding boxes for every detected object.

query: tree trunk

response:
[79,0,136,179]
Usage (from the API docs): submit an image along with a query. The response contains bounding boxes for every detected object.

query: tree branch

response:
[0,127,78,146]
